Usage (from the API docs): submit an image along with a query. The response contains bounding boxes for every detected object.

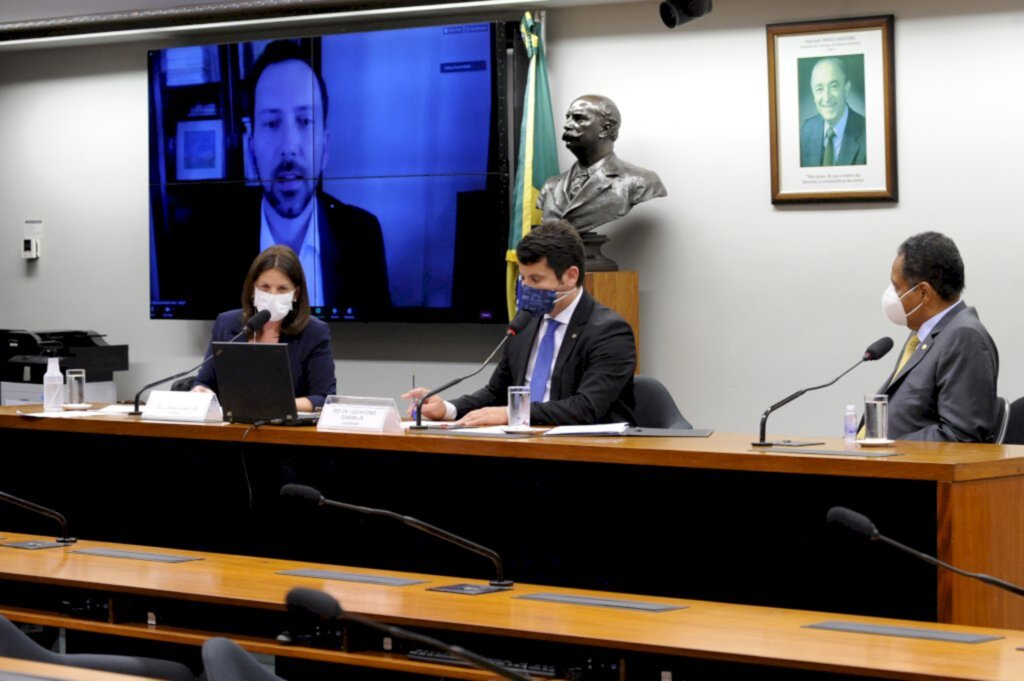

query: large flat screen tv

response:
[148,21,515,322]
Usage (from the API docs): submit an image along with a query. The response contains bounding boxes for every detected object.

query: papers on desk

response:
[543,423,629,436]
[18,407,116,418]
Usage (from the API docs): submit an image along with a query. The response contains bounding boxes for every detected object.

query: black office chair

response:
[994,396,1011,444]
[0,615,194,681]
[202,637,285,681]
[632,375,692,429]
[1002,396,1024,445]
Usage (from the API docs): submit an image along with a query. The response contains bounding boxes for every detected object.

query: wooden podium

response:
[584,270,639,371]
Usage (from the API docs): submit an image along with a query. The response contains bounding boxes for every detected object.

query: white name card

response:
[318,395,403,435]
[142,390,223,423]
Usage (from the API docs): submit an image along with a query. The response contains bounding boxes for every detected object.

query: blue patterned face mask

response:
[517,282,573,316]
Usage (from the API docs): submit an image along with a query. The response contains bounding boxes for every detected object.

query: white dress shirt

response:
[259,198,325,307]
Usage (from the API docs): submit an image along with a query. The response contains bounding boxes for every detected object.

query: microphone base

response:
[488,579,514,589]
[407,425,431,431]
[56,536,78,544]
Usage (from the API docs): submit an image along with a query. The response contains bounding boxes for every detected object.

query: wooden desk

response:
[2,406,1022,629]
[1,532,1024,681]
[0,657,156,681]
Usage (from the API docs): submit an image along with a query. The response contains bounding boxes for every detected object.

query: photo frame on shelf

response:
[175,119,225,181]
[767,15,897,204]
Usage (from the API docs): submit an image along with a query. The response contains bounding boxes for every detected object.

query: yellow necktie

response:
[889,334,921,386]
[858,334,920,438]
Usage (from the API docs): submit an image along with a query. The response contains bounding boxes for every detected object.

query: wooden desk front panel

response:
[2,534,1024,681]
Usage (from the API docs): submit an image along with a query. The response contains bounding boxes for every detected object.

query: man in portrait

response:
[799,56,867,167]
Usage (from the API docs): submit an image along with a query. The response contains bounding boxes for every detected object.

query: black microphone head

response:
[280,483,324,505]
[863,337,894,361]
[507,310,532,336]
[247,309,272,332]
[827,506,879,540]
[286,587,343,618]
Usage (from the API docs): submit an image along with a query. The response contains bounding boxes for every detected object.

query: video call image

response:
[149,23,509,322]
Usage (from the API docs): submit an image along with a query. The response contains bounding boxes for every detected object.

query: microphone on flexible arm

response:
[827,506,1024,598]
[751,337,894,447]
[410,310,533,429]
[0,490,76,545]
[282,588,532,681]
[130,309,271,415]
[280,483,512,588]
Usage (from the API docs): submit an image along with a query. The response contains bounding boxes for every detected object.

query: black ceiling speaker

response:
[660,0,713,29]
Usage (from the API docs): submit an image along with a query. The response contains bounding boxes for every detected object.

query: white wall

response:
[1,0,1022,436]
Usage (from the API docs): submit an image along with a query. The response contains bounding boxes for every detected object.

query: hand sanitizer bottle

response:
[43,357,64,412]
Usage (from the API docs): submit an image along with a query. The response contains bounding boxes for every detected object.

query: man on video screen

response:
[246,40,391,313]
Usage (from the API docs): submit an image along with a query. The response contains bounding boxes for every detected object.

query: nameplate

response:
[142,390,222,423]
[278,568,425,586]
[806,620,1002,643]
[516,592,684,612]
[318,395,403,435]
[72,547,202,563]
[1,540,64,550]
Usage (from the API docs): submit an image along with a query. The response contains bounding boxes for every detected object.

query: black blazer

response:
[451,290,637,425]
[195,309,337,410]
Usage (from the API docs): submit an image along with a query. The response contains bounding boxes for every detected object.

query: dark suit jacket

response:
[154,186,390,320]
[799,108,867,167]
[451,291,637,425]
[537,153,666,232]
[194,309,337,410]
[880,302,999,442]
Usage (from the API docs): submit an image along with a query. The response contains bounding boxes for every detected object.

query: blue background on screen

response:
[319,25,493,307]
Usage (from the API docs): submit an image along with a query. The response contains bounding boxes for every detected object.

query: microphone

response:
[411,310,533,428]
[130,310,271,415]
[283,588,532,681]
[281,484,512,587]
[0,490,76,544]
[751,337,894,447]
[827,506,1024,597]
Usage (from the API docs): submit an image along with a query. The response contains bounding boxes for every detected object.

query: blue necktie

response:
[530,320,560,402]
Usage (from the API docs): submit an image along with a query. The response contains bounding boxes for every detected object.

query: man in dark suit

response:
[875,232,999,442]
[405,221,636,426]
[244,40,390,316]
[799,57,867,167]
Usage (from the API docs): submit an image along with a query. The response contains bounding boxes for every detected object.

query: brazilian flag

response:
[506,12,560,320]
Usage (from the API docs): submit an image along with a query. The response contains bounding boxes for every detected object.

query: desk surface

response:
[2,405,1023,483]
[1,532,1024,681]
[0,657,155,681]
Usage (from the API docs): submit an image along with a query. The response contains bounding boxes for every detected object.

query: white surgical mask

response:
[881,283,923,327]
[254,289,295,323]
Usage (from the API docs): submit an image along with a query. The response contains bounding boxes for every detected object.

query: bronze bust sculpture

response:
[537,95,666,270]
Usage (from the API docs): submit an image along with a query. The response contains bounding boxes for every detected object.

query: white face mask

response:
[881,283,923,327]
[253,289,295,323]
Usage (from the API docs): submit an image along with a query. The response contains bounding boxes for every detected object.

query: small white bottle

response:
[844,404,858,443]
[43,357,64,412]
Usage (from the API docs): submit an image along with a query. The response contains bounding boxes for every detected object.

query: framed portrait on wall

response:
[175,119,225,181]
[767,15,896,204]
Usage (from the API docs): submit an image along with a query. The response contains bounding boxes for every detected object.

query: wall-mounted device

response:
[22,219,43,260]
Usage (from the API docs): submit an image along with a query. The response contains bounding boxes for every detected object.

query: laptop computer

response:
[211,342,318,425]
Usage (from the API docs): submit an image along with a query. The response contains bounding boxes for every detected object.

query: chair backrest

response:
[995,396,1011,444]
[632,375,692,429]
[0,614,56,663]
[1003,396,1024,445]
[202,637,285,681]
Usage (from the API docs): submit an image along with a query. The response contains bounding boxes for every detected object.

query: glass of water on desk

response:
[507,386,530,431]
[863,394,888,441]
